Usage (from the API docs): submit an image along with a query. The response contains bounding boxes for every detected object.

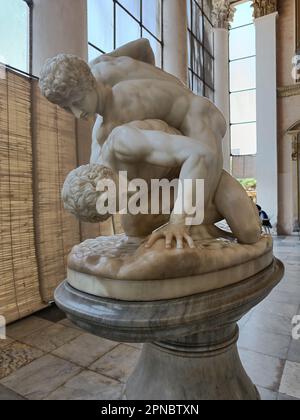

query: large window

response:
[187,0,214,100]
[88,0,163,67]
[0,0,30,72]
[229,1,256,156]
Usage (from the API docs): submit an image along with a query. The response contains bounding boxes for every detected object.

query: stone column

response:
[212,1,235,172]
[254,3,278,228]
[32,0,88,76]
[163,0,188,85]
[278,132,295,235]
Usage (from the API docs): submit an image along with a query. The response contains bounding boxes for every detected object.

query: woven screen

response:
[31,80,81,302]
[0,69,44,323]
[1,71,119,322]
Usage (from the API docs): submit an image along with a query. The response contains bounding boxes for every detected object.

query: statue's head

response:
[39,54,98,119]
[62,164,116,223]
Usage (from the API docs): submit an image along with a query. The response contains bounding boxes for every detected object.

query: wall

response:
[277,0,300,234]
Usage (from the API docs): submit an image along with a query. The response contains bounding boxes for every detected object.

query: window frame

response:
[88,0,164,67]
[187,0,215,98]
[0,0,32,76]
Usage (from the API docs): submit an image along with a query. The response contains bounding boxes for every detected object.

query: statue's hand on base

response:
[145,224,195,250]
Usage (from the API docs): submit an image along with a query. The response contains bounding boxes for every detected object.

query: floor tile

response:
[7,316,53,340]
[0,384,26,400]
[1,354,81,400]
[19,324,83,353]
[126,343,143,350]
[58,318,85,332]
[239,348,285,391]
[277,393,300,401]
[35,304,66,323]
[238,328,291,359]
[0,342,43,380]
[52,333,119,367]
[45,370,122,400]
[287,339,300,363]
[279,361,300,399]
[90,344,140,382]
[267,290,300,306]
[247,311,295,337]
[254,300,299,319]
[0,338,14,350]
[257,386,278,401]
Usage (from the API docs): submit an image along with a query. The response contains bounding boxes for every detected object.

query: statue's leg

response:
[215,171,261,244]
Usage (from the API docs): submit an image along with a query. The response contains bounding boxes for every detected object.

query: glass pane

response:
[192,0,203,42]
[231,1,253,29]
[188,69,193,91]
[116,5,141,48]
[142,0,162,39]
[190,37,203,78]
[229,25,255,61]
[142,30,162,67]
[231,123,257,156]
[88,45,102,62]
[205,85,214,102]
[230,57,256,92]
[88,0,114,53]
[0,0,29,72]
[230,90,256,124]
[193,75,204,96]
[118,0,140,19]
[187,0,192,30]
[203,0,213,21]
[204,51,214,88]
[204,16,213,54]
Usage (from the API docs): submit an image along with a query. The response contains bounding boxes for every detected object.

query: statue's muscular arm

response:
[90,38,155,67]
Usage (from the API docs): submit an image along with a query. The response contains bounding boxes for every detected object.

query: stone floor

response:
[0,235,299,400]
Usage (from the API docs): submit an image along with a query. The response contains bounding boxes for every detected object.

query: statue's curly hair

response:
[62,164,115,223]
[39,54,97,104]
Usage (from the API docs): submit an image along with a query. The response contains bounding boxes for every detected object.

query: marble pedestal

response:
[55,258,284,401]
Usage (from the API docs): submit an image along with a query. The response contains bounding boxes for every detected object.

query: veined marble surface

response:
[67,234,273,301]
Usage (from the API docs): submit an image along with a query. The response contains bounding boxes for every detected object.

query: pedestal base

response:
[55,259,284,401]
[125,330,259,400]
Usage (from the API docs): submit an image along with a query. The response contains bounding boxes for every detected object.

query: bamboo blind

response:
[0,69,44,323]
[31,80,81,302]
[0,71,118,322]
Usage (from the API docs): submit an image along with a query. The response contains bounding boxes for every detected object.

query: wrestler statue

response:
[40,39,261,253]
[40,39,270,277]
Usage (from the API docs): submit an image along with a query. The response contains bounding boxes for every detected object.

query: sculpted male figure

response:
[62,120,261,249]
[40,40,261,248]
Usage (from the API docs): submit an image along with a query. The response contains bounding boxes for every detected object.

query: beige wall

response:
[277,0,295,87]
[32,0,88,77]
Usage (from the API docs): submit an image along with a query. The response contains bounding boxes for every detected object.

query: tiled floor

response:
[0,235,299,400]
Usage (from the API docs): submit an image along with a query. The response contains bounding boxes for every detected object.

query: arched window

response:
[0,0,30,72]
[187,0,214,100]
[229,1,256,156]
[88,0,163,67]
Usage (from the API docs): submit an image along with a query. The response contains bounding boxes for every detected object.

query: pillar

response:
[255,10,278,227]
[163,0,188,85]
[212,1,235,172]
[278,133,295,235]
[32,0,88,76]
